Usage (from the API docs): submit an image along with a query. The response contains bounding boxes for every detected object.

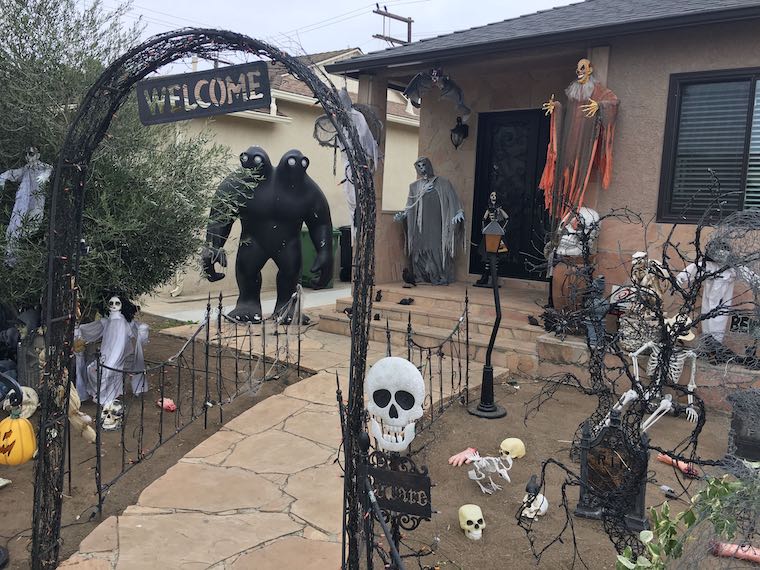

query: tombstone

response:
[727,389,760,463]
[575,410,649,532]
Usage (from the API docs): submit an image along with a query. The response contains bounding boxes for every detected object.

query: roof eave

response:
[325,6,760,75]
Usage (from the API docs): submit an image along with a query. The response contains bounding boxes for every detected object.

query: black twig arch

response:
[35,28,375,569]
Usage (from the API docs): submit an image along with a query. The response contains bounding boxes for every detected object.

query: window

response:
[658,68,760,222]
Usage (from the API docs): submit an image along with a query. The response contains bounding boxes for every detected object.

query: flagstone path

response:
[60,314,500,569]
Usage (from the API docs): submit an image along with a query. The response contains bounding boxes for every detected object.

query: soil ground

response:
[0,313,302,569]
[404,380,737,570]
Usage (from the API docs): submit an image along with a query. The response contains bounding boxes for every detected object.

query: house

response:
[326,0,760,288]
[319,0,760,399]
[163,49,420,298]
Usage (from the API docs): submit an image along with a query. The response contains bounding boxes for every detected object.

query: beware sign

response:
[136,61,271,125]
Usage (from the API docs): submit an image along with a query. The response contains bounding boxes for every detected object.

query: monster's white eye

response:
[287,157,297,166]
[253,155,263,165]
[240,153,248,163]
[301,157,309,169]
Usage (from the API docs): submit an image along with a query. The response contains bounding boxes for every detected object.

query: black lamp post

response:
[468,220,507,419]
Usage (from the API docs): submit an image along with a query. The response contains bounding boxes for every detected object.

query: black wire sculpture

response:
[520,176,760,566]
[36,28,377,569]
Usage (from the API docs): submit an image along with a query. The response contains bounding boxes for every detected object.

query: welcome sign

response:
[136,61,271,125]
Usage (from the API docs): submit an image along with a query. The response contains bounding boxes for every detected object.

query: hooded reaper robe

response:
[402,158,464,285]
[539,75,618,220]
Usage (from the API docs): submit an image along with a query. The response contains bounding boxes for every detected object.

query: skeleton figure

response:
[0,146,52,265]
[465,450,512,494]
[626,317,699,427]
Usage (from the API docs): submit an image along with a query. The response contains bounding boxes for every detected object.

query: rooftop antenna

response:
[373,3,413,46]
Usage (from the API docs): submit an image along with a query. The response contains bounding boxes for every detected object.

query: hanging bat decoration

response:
[403,67,471,122]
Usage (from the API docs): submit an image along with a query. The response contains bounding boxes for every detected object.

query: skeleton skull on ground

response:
[366,357,425,452]
[108,296,122,315]
[101,399,123,431]
[520,493,549,519]
[499,437,526,460]
[458,504,485,540]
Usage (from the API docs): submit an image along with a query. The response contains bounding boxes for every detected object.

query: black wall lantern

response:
[450,116,469,149]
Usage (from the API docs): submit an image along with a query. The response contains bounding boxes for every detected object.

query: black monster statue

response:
[202,147,334,323]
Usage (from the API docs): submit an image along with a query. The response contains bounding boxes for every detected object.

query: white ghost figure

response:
[74,296,149,406]
[0,146,52,264]
[458,504,485,540]
[365,356,425,453]
[555,207,600,257]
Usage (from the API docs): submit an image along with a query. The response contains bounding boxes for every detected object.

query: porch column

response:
[357,74,404,284]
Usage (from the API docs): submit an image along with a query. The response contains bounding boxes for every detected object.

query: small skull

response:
[520,493,549,519]
[25,146,40,165]
[101,400,123,432]
[458,504,485,540]
[576,58,593,84]
[108,296,122,315]
[499,437,526,460]
[365,357,425,453]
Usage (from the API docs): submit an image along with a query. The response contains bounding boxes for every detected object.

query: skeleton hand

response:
[541,94,556,116]
[685,405,698,423]
[581,98,599,118]
[393,211,407,223]
[452,211,464,224]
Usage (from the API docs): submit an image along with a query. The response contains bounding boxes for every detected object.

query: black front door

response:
[469,109,550,280]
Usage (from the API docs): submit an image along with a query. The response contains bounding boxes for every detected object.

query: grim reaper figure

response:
[395,157,464,285]
[539,59,619,220]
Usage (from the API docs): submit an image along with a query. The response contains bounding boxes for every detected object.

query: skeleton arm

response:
[0,167,23,189]
[684,350,698,422]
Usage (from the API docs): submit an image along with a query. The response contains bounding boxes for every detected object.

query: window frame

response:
[657,66,760,223]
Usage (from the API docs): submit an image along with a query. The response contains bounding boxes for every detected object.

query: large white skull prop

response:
[108,296,122,315]
[520,493,549,519]
[366,357,425,452]
[556,207,600,257]
[458,504,485,540]
[499,437,526,460]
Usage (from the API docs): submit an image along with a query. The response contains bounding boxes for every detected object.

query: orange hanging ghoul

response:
[539,58,619,221]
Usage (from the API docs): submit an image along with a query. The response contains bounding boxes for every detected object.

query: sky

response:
[108,0,578,66]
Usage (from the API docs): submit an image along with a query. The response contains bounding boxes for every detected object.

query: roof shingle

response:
[326,0,760,73]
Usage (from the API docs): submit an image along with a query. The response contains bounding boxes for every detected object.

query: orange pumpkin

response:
[0,408,37,466]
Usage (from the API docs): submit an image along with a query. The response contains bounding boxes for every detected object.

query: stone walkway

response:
[61,313,500,569]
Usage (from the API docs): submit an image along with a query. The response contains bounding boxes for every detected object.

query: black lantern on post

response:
[450,116,469,149]
[468,220,507,419]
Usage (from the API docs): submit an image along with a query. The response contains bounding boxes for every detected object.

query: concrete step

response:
[335,298,545,342]
[318,311,538,375]
[374,284,545,321]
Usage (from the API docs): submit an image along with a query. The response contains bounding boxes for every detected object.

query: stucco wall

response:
[408,19,760,287]
[163,96,417,299]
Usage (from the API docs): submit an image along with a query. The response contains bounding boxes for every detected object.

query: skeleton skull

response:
[108,296,122,315]
[576,58,593,84]
[459,504,485,540]
[101,399,123,431]
[520,493,549,519]
[499,437,526,460]
[365,357,425,452]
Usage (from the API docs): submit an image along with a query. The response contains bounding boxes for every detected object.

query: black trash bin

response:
[339,225,352,282]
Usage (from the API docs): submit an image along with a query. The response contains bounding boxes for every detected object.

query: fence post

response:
[465,289,470,405]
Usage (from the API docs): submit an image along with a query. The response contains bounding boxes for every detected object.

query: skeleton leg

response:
[641,395,673,433]
[468,466,493,495]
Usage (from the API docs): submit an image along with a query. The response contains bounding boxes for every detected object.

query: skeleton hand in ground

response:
[641,394,673,433]
[448,447,478,466]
